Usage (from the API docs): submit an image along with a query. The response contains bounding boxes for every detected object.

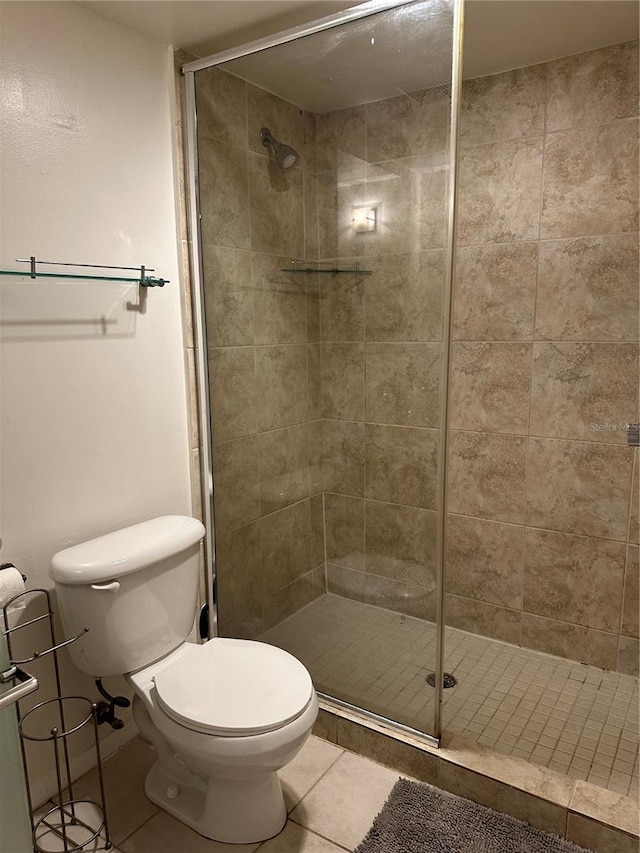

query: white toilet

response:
[50,515,319,844]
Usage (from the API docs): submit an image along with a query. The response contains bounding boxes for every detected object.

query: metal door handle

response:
[0,666,38,711]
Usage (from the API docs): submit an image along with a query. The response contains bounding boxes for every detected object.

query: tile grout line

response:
[209,338,640,350]
[115,806,161,850]
[616,450,637,668]
[213,418,638,450]
[455,228,637,250]
[199,227,638,258]
[285,745,346,823]
[283,820,353,852]
[457,110,640,154]
[520,64,549,647]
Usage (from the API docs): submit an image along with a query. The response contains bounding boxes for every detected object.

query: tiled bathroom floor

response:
[260,594,639,799]
[36,735,394,852]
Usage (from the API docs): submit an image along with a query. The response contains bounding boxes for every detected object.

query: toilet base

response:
[144,760,288,844]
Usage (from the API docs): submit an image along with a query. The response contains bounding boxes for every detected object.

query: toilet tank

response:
[50,516,205,677]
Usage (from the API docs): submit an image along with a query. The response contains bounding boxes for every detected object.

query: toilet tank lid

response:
[50,516,205,585]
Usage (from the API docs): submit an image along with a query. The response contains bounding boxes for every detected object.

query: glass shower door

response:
[185,0,462,744]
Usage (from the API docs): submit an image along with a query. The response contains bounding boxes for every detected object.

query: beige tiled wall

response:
[446,41,639,674]
[314,41,639,675]
[196,67,324,637]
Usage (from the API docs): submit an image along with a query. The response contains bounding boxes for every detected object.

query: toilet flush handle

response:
[90,580,120,592]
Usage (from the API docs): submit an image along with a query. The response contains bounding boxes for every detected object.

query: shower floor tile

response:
[260,594,639,799]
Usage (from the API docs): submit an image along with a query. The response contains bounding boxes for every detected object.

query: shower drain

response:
[425,672,458,689]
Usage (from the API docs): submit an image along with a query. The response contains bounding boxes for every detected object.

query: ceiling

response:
[223,0,456,112]
[80,0,639,111]
[464,1,638,79]
[78,1,358,58]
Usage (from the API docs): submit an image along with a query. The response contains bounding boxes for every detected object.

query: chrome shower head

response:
[259,127,300,171]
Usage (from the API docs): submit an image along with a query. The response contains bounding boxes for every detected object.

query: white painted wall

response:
[0,1,192,800]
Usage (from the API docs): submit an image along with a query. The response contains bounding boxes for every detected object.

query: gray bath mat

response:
[354,778,593,853]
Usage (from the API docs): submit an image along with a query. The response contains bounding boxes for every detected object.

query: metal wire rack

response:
[3,587,111,852]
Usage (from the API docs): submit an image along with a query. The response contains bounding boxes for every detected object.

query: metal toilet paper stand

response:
[2,584,112,852]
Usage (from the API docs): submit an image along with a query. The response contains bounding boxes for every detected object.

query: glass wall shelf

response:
[281,260,372,274]
[0,257,168,286]
[0,270,167,286]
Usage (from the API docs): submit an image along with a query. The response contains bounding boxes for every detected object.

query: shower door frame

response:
[181,0,464,748]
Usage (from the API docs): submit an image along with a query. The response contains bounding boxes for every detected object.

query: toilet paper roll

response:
[0,565,26,629]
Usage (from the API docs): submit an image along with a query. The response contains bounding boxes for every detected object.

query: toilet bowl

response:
[127,637,318,843]
[50,516,318,843]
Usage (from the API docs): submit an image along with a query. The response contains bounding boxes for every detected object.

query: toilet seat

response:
[153,638,314,737]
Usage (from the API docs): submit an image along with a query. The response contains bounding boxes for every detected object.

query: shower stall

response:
[182,0,639,802]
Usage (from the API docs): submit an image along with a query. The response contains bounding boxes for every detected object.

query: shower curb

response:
[313,703,640,853]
